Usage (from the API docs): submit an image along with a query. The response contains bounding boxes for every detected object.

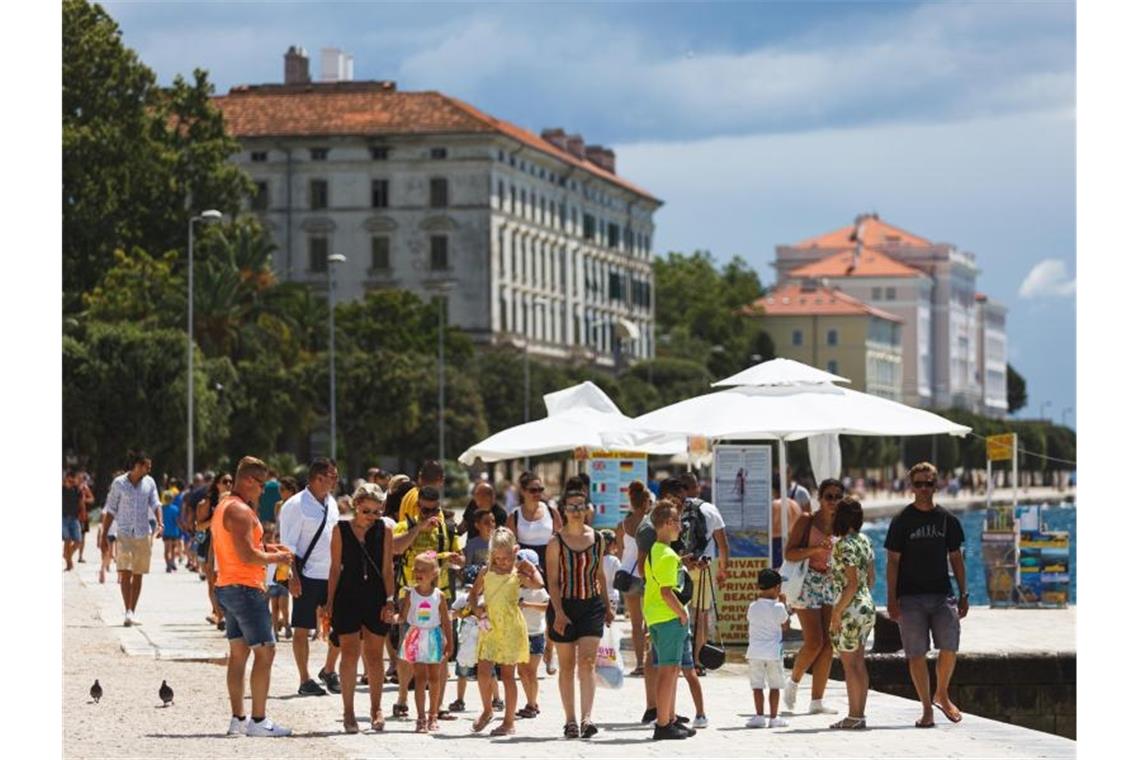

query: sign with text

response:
[986,433,1016,462]
[714,555,772,644]
[586,451,647,529]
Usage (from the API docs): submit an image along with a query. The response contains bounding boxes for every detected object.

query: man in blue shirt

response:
[100,451,162,627]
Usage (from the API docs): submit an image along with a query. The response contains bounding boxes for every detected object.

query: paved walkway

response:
[66,532,1075,758]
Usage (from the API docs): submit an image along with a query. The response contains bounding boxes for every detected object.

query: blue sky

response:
[103,0,1076,424]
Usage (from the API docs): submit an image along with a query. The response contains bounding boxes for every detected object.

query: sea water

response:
[861,502,1076,606]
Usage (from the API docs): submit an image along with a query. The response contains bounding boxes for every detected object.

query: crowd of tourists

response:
[68,453,969,739]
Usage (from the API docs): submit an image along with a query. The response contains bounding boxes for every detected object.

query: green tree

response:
[1007,363,1027,414]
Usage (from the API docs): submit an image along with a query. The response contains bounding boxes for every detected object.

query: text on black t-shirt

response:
[884,504,964,597]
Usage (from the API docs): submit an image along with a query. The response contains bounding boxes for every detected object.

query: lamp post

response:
[186,209,222,481]
[426,281,455,462]
[1040,399,1052,422]
[327,253,347,460]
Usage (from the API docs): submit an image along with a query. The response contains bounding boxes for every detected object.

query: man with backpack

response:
[677,473,730,676]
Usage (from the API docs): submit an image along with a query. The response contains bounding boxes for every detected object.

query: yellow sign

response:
[986,433,1016,461]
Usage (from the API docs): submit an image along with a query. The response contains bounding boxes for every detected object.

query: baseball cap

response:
[757,568,783,590]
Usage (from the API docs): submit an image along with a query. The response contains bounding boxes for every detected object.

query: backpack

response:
[675,497,710,558]
[394,515,453,589]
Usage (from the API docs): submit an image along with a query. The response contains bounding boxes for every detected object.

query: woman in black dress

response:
[328,483,395,733]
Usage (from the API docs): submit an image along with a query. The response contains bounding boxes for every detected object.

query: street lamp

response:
[426,281,455,462]
[327,253,347,461]
[187,209,222,481]
[1040,399,1052,422]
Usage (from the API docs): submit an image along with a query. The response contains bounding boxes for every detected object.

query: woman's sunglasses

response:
[358,507,381,516]
[526,486,544,494]
[821,491,843,501]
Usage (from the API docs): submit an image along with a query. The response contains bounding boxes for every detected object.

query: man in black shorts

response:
[886,461,968,728]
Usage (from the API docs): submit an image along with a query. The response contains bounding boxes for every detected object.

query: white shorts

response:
[748,658,786,690]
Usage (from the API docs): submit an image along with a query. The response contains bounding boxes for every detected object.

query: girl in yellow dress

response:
[469,527,544,736]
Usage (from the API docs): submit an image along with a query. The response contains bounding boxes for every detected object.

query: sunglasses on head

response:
[912,480,936,489]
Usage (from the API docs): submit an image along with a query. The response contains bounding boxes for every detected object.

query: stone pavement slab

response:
[68,531,1076,758]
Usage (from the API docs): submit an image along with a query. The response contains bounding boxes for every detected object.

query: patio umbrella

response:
[457,381,687,465]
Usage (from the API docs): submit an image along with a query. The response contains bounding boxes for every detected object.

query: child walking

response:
[469,527,544,736]
[263,526,292,639]
[746,568,790,728]
[398,552,453,733]
[515,548,550,718]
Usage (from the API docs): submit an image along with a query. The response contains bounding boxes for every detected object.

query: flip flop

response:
[933,702,963,723]
[915,718,936,728]
[472,711,493,733]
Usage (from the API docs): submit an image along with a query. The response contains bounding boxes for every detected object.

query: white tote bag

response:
[594,623,624,689]
[456,616,479,668]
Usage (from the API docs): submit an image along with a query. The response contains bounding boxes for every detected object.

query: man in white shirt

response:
[278,457,340,696]
[100,451,162,627]
[676,473,729,675]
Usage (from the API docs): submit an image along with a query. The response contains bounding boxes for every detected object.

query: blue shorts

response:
[772,537,784,569]
[651,624,694,669]
[62,517,82,543]
[216,584,276,647]
[528,633,546,655]
[267,583,289,598]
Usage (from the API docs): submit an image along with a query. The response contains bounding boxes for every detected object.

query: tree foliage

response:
[1006,363,1027,414]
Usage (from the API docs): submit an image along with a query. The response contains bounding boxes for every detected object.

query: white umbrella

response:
[457,381,688,465]
[712,357,850,387]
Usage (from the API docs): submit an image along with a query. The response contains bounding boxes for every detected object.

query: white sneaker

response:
[745,715,768,729]
[227,716,249,736]
[128,612,140,625]
[809,700,838,715]
[692,715,709,729]
[783,679,799,711]
[768,717,789,728]
[246,717,291,737]
[123,612,132,627]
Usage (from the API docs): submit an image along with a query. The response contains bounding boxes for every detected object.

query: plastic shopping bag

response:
[594,624,624,690]
[456,616,479,668]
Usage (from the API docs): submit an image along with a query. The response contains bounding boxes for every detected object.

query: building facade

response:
[745,282,905,400]
[212,50,661,368]
[773,214,1008,417]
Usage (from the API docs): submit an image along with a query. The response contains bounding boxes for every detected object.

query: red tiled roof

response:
[791,215,931,249]
[744,283,903,322]
[788,248,924,278]
[212,82,660,202]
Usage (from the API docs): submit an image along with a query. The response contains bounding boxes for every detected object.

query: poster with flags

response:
[586,451,648,529]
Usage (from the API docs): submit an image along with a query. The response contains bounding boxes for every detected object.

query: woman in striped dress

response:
[545,489,614,739]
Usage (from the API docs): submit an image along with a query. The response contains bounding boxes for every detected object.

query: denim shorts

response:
[651,625,694,669]
[899,594,961,657]
[216,584,276,647]
[62,517,82,543]
[528,633,546,656]
[267,583,289,599]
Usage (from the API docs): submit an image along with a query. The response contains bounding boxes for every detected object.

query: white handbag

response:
[778,515,813,603]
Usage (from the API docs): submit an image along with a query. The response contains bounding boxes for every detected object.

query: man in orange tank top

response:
[212,456,295,738]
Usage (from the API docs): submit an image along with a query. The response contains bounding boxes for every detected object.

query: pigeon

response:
[90,680,102,704]
[159,680,173,707]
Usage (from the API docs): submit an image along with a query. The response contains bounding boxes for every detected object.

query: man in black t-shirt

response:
[62,469,83,571]
[885,462,968,728]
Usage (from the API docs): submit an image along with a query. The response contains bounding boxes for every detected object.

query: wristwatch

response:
[959,592,970,601]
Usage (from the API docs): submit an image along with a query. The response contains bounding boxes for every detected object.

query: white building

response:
[212,48,662,368]
[774,214,1009,417]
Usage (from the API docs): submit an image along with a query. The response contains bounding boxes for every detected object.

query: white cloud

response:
[1018,259,1076,298]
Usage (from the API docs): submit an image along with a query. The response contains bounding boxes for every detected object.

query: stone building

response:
[211,47,662,368]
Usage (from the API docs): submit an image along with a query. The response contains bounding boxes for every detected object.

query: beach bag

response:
[456,616,479,668]
[594,623,624,689]
[778,515,813,604]
[613,569,634,593]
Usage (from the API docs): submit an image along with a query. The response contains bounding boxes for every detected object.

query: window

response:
[430,236,449,271]
[609,271,624,300]
[371,179,389,209]
[430,147,448,160]
[370,236,390,271]
[251,181,269,211]
[498,150,505,162]
[827,329,838,346]
[308,236,329,272]
[510,185,517,214]
[310,148,328,161]
[310,179,328,210]
[429,177,448,208]
[370,146,390,160]
[608,222,620,249]
[250,151,268,163]
[871,287,882,300]
[583,213,596,241]
[885,287,897,301]
[498,180,505,209]
[792,329,803,347]
[827,360,839,375]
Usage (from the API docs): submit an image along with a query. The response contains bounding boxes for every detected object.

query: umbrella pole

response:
[778,436,789,567]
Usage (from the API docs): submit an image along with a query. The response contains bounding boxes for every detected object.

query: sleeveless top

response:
[808,519,833,573]
[620,522,641,576]
[514,503,554,546]
[212,494,265,590]
[334,520,386,605]
[407,587,442,630]
[555,532,603,600]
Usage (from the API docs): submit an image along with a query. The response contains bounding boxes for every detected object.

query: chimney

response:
[585,145,615,173]
[284,45,310,85]
[541,128,569,151]
[566,134,586,159]
[320,48,354,82]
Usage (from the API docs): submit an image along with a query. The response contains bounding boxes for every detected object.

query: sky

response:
[102,0,1076,425]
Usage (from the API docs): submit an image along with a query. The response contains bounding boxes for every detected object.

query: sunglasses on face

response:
[420,507,440,515]
[526,486,544,494]
[912,481,936,489]
[357,508,381,516]
[221,478,234,485]
[822,492,843,501]
[565,502,587,512]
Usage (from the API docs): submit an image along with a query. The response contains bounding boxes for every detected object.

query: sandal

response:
[564,721,580,739]
[490,723,515,737]
[428,716,440,732]
[370,715,385,732]
[437,709,457,720]
[392,703,408,719]
[415,717,428,733]
[516,705,538,719]
[934,701,963,723]
[580,720,598,739]
[449,698,466,712]
[343,717,359,734]
[473,711,494,732]
[629,666,645,677]
[830,717,867,730]
[915,718,935,729]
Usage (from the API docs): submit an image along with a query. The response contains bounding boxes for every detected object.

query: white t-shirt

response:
[602,554,621,608]
[746,597,789,661]
[688,499,727,559]
[519,586,549,636]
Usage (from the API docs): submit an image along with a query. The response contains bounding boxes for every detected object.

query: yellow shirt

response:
[394,517,461,592]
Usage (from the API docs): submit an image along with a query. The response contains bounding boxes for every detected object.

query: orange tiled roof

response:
[212,82,660,202]
[788,248,924,278]
[744,283,903,322]
[791,215,932,249]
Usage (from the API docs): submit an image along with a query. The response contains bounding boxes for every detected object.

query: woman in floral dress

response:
[828,497,876,730]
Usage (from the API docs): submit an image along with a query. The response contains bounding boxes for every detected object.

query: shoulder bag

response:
[777,513,813,605]
[293,497,330,579]
[697,567,726,670]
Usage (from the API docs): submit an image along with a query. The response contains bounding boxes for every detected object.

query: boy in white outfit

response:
[746,568,790,728]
